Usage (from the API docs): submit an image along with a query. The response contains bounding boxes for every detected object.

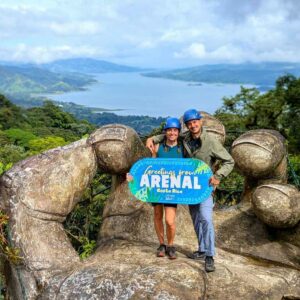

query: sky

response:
[1,0,300,68]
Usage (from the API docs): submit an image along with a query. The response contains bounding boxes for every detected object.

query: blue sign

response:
[128,158,213,205]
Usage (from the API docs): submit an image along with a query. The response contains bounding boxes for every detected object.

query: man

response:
[146,109,234,272]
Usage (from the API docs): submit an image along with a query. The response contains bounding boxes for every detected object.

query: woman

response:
[150,117,183,259]
[127,117,182,259]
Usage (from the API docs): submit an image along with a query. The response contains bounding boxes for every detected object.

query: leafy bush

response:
[28,136,67,154]
[288,154,300,188]
[0,144,27,165]
[0,162,13,176]
[4,128,37,148]
[64,172,112,258]
[215,170,244,206]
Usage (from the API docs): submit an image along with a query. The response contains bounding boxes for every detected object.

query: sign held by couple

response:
[128,158,213,205]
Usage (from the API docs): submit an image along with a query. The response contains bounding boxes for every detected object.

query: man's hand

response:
[209,176,220,190]
[146,138,155,154]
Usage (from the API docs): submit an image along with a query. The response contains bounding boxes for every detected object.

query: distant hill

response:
[143,62,300,86]
[0,64,96,94]
[41,58,142,73]
[0,58,143,95]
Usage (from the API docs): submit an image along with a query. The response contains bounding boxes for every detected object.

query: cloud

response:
[160,29,201,43]
[174,43,300,64]
[48,21,101,35]
[174,43,248,63]
[3,44,104,63]
[175,43,206,58]
[0,0,300,66]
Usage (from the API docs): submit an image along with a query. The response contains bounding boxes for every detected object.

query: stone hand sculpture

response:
[0,122,299,299]
[231,129,300,228]
[0,125,209,300]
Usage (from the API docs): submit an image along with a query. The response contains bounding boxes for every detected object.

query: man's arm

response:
[146,134,165,153]
[211,139,235,181]
[146,133,186,153]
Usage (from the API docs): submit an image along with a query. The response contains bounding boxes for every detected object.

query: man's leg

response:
[198,196,215,257]
[188,204,206,258]
[198,196,215,272]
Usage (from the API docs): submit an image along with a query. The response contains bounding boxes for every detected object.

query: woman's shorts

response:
[151,203,177,208]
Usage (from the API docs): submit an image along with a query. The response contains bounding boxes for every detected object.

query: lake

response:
[46,72,245,117]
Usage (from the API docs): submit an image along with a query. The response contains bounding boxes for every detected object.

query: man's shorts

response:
[151,203,177,208]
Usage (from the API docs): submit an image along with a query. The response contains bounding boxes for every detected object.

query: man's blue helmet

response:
[183,109,202,123]
[164,117,181,130]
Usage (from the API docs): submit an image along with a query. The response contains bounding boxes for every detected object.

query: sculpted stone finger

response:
[252,184,300,228]
[88,124,151,174]
[232,129,286,179]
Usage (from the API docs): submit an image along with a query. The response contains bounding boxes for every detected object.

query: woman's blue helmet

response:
[183,109,202,123]
[164,117,181,131]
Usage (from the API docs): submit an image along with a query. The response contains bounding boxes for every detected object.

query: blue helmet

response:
[183,109,202,123]
[164,117,181,131]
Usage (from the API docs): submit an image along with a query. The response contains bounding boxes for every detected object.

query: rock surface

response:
[215,206,300,270]
[39,238,300,300]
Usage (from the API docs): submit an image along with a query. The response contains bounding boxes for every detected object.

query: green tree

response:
[0,144,27,165]
[0,94,28,130]
[39,101,77,128]
[0,161,13,175]
[275,75,300,151]
[28,136,67,154]
[26,101,94,141]
[216,86,286,132]
[0,130,9,146]
[216,74,300,152]
[4,128,37,148]
[64,172,111,258]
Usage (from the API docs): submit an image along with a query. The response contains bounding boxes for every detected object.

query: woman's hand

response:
[126,173,134,182]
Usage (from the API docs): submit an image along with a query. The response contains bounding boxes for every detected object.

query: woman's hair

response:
[162,135,182,154]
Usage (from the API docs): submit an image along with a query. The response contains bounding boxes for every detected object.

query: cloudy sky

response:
[1,0,300,67]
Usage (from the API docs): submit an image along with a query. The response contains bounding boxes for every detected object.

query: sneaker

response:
[156,244,166,257]
[205,256,215,272]
[166,246,177,259]
[187,251,206,260]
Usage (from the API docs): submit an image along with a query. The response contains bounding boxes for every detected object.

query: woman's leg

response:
[165,206,177,246]
[153,204,164,245]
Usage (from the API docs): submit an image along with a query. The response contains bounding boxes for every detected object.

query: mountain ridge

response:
[142,62,300,86]
[0,64,96,94]
[41,58,144,73]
